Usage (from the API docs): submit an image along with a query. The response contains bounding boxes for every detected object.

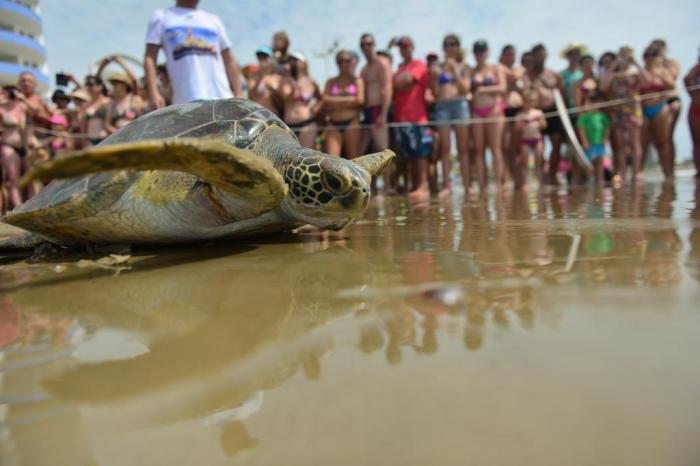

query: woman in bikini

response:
[101,56,143,135]
[80,75,111,147]
[322,50,365,158]
[500,45,525,183]
[651,40,682,165]
[1,86,29,208]
[514,89,547,190]
[639,45,675,181]
[470,40,506,190]
[279,52,322,149]
[599,46,644,182]
[684,51,700,177]
[430,34,470,195]
[573,54,597,108]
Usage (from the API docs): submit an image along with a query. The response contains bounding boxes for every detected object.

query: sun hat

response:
[107,72,132,88]
[560,42,588,59]
[289,51,307,62]
[70,88,90,102]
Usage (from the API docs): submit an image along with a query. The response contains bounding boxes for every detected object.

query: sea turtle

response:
[0,98,394,250]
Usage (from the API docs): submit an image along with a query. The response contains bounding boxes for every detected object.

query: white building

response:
[0,0,48,92]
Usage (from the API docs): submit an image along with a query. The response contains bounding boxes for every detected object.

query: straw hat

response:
[107,72,132,88]
[560,42,588,59]
[70,88,90,102]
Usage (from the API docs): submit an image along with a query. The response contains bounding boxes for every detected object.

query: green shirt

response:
[576,112,610,146]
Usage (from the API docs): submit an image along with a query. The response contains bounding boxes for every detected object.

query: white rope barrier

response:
[27,83,700,138]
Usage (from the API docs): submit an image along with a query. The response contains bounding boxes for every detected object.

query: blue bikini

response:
[642,101,665,120]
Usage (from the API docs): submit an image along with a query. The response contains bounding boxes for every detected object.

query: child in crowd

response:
[514,90,546,189]
[576,92,610,185]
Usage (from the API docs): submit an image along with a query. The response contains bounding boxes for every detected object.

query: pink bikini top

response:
[330,81,357,96]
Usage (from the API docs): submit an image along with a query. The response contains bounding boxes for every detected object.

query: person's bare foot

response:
[438,183,451,198]
[407,187,430,201]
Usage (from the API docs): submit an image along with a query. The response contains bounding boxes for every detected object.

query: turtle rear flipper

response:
[22,138,287,213]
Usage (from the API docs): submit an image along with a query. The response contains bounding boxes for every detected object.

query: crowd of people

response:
[1,0,700,214]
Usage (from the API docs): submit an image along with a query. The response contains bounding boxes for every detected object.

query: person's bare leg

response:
[534,142,545,188]
[651,108,673,181]
[612,127,627,182]
[630,125,644,182]
[298,124,318,150]
[344,125,362,160]
[668,99,681,167]
[472,122,487,192]
[594,158,604,187]
[547,133,562,185]
[1,146,22,208]
[486,118,505,188]
[690,112,700,177]
[513,144,528,191]
[324,129,343,157]
[408,158,429,199]
[437,124,452,195]
[455,124,470,195]
[641,118,651,169]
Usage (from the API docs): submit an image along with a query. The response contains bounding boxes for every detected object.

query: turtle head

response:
[280,149,394,230]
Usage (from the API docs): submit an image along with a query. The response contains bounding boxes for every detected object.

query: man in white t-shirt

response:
[144,0,242,108]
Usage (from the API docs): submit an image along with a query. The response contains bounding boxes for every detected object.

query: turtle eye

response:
[321,171,351,195]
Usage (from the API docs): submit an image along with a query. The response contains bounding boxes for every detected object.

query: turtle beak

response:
[352,149,395,176]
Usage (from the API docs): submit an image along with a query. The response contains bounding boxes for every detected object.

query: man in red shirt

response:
[392,36,432,200]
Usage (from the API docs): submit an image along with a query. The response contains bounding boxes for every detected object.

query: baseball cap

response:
[473,39,488,53]
[255,46,273,57]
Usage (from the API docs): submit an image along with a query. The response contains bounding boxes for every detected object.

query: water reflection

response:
[0,177,698,465]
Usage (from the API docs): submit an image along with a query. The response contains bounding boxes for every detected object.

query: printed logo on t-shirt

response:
[165,26,218,60]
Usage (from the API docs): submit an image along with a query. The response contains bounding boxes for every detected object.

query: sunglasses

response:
[337,59,351,64]
[86,82,99,87]
[444,41,459,47]
[360,41,374,47]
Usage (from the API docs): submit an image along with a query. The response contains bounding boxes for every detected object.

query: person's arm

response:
[221,48,243,97]
[684,64,700,95]
[573,78,583,108]
[576,119,589,148]
[111,56,139,92]
[278,77,294,102]
[104,104,116,134]
[378,59,393,126]
[144,44,165,109]
[95,56,111,79]
[454,63,471,96]
[538,110,547,130]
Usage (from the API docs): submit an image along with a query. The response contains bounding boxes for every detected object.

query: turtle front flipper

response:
[0,232,49,251]
[22,138,287,212]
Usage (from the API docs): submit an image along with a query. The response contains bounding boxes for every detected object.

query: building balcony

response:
[0,0,42,36]
[0,30,45,66]
[0,60,48,92]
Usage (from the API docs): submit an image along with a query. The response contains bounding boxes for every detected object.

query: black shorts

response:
[543,106,564,135]
[505,106,522,119]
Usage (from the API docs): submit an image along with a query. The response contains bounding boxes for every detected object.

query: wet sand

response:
[1,176,699,465]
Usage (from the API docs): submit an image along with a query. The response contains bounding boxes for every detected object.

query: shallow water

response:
[1,176,700,466]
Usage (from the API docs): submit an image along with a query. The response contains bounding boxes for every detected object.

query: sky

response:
[40,0,699,158]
